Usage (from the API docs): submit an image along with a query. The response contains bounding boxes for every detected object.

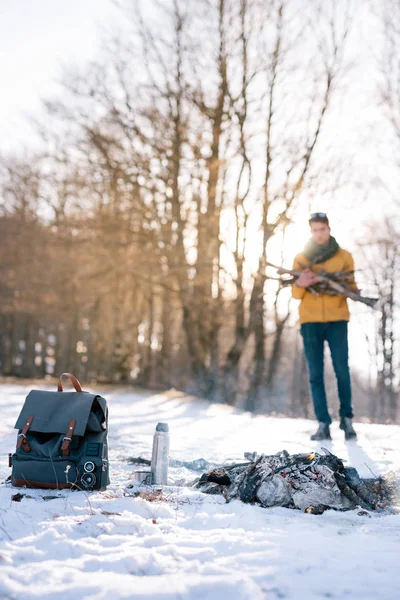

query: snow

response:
[0,383,399,600]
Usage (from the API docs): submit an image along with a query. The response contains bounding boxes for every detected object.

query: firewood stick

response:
[266,262,379,308]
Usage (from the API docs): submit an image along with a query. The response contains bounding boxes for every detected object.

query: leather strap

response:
[16,416,34,452]
[61,419,76,456]
[57,373,83,393]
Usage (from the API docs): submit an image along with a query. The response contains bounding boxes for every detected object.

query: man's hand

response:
[296,268,321,288]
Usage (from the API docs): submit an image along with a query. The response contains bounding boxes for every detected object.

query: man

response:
[292,212,357,441]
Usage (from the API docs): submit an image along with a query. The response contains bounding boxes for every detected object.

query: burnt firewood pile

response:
[193,450,397,514]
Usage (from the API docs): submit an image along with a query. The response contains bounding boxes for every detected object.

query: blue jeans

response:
[300,321,353,425]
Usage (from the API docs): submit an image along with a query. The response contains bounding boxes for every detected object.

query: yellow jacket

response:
[292,248,356,324]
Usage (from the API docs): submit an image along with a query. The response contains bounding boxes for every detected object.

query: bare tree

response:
[357,220,400,422]
[218,0,352,409]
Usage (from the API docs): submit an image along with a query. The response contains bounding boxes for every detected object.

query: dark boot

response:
[340,417,357,440]
[311,422,331,441]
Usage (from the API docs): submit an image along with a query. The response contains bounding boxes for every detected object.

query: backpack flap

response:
[14,390,106,437]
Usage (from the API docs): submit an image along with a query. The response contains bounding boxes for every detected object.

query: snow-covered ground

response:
[0,383,399,600]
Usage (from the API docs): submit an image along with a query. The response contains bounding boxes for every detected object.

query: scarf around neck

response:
[303,235,340,264]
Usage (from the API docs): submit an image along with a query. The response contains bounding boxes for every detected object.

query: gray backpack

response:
[10,373,109,491]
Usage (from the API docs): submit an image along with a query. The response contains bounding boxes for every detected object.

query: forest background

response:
[0,0,399,423]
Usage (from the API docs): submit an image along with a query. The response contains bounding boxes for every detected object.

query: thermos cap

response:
[156,422,169,432]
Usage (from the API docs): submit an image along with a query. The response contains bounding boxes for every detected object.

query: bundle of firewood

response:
[266,261,379,308]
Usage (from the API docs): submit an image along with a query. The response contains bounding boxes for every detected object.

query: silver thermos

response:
[150,422,170,485]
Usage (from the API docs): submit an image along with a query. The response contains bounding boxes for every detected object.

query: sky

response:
[0,0,119,150]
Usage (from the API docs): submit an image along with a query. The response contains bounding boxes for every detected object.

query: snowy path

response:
[0,383,399,600]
